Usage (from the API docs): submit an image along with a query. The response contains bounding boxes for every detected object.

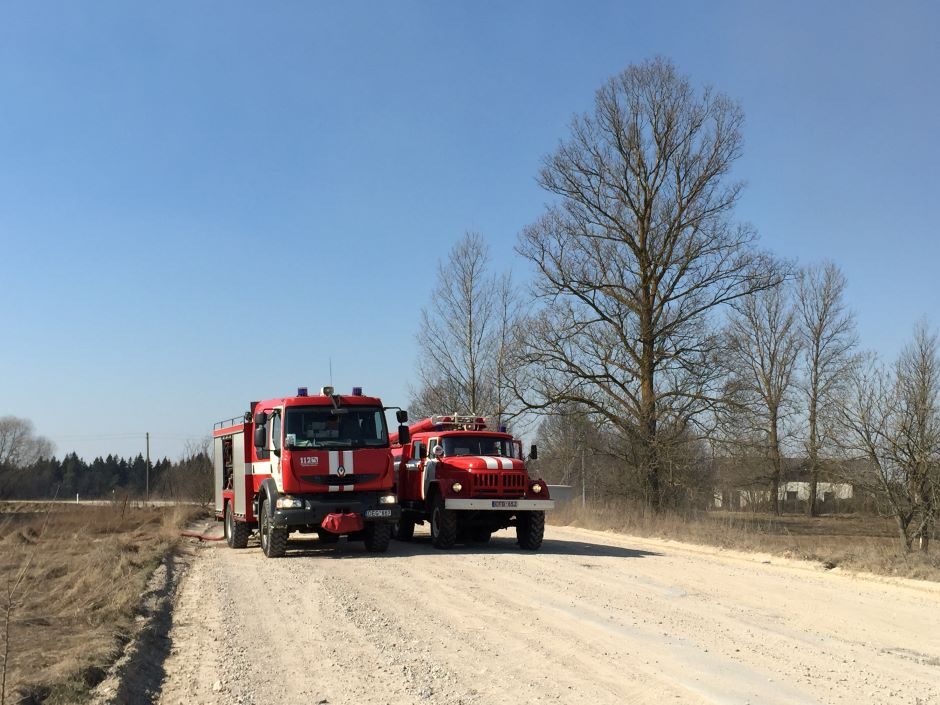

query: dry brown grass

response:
[0,501,205,705]
[549,500,940,581]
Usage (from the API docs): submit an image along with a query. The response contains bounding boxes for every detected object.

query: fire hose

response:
[180,530,226,542]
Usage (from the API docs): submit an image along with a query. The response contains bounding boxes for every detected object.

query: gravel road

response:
[156,524,940,705]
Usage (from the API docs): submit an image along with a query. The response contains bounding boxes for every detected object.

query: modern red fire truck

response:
[213,386,410,557]
[389,415,553,550]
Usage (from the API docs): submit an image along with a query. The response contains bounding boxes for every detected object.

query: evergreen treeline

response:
[0,452,211,502]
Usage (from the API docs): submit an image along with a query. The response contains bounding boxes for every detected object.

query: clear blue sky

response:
[1,1,937,461]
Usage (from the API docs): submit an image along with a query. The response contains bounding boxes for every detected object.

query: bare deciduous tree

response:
[0,417,53,469]
[796,262,858,515]
[412,232,520,423]
[513,57,783,508]
[722,284,802,514]
[839,326,940,551]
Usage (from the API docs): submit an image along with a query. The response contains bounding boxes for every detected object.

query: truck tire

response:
[516,511,545,551]
[224,502,250,549]
[259,498,288,558]
[363,522,392,553]
[393,516,415,542]
[430,494,457,549]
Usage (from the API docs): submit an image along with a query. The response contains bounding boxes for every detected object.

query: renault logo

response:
[337,465,346,477]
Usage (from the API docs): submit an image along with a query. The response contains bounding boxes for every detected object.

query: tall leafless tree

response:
[412,232,520,423]
[722,284,802,514]
[796,263,858,515]
[513,58,783,508]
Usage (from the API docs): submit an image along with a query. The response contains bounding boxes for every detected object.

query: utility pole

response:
[145,432,150,502]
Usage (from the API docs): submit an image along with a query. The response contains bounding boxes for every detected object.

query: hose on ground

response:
[180,530,226,542]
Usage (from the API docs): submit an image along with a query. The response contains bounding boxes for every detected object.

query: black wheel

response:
[470,527,492,544]
[516,511,545,551]
[363,522,392,553]
[430,494,457,549]
[259,499,288,558]
[225,502,249,549]
[392,516,415,542]
[316,529,340,544]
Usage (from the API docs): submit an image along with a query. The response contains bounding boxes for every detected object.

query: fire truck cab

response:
[390,415,553,550]
[213,386,409,557]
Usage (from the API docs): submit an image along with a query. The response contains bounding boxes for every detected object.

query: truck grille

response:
[301,474,379,486]
[471,472,527,497]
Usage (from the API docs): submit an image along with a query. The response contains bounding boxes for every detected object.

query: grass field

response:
[0,501,204,705]
[549,500,940,581]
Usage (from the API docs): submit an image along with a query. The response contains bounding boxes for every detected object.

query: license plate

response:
[365,509,392,518]
[492,500,518,508]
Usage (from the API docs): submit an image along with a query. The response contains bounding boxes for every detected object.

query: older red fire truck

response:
[389,415,553,550]
[213,386,409,557]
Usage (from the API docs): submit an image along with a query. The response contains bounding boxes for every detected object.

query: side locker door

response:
[213,436,224,513]
[232,432,247,515]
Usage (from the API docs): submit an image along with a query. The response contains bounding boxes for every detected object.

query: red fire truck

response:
[389,415,553,550]
[213,386,410,557]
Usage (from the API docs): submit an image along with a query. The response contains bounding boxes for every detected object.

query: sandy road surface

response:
[156,525,940,705]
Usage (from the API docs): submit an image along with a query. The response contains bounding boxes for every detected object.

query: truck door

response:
[405,440,424,500]
[270,409,283,491]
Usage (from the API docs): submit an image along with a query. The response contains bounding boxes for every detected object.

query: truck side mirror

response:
[529,444,538,460]
[397,425,410,445]
[254,426,266,449]
[254,411,268,426]
[396,409,408,423]
[432,445,444,459]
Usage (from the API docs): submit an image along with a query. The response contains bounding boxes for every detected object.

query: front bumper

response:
[444,498,555,511]
[271,492,400,527]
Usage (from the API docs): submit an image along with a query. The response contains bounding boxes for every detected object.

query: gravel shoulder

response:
[156,523,940,705]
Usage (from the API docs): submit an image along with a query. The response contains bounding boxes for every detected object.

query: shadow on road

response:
[278,533,660,560]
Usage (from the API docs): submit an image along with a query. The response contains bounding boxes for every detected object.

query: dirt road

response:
[156,524,940,705]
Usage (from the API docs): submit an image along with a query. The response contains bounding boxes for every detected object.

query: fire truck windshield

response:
[441,436,517,458]
[285,407,388,449]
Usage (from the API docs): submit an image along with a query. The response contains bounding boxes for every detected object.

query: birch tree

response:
[796,262,858,515]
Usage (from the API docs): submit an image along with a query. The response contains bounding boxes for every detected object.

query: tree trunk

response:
[806,397,819,517]
[768,414,781,515]
[640,308,660,510]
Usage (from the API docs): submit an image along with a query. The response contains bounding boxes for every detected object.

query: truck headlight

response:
[452,482,463,493]
[276,496,303,509]
[531,483,543,494]
[378,494,397,505]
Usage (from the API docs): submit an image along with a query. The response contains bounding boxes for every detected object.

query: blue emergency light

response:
[297,387,308,397]
[352,386,363,396]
